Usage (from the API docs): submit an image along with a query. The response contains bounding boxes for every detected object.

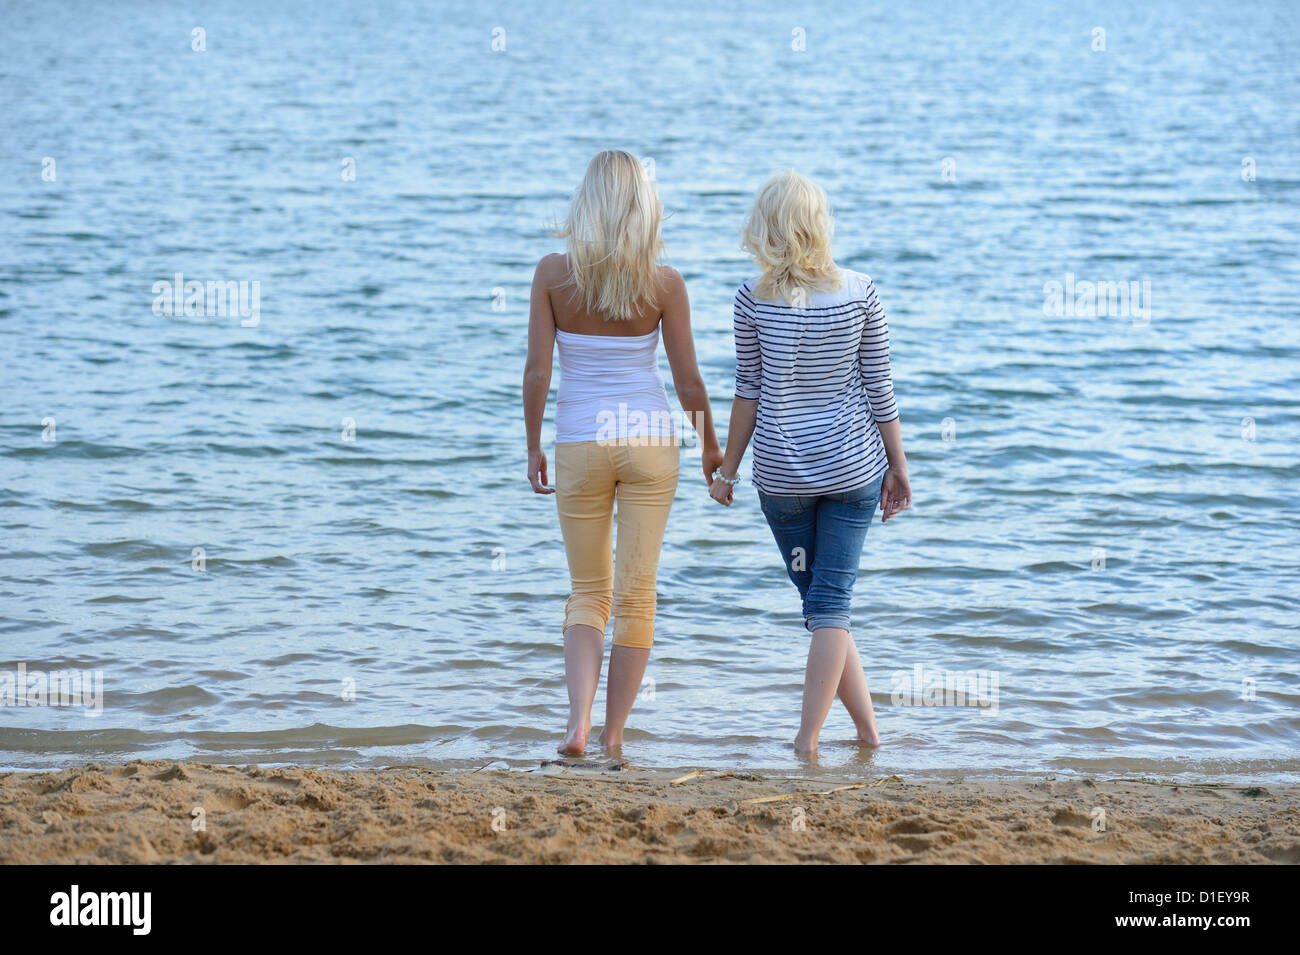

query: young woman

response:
[523,150,722,755]
[709,170,912,753]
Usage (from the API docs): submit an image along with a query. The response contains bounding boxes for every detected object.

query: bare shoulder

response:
[656,264,687,300]
[535,252,569,286]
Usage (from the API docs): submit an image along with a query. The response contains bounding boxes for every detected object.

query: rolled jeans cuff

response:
[805,613,851,633]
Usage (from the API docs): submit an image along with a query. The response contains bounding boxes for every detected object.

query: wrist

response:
[711,467,740,487]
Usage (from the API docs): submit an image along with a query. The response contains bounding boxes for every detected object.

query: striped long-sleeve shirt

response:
[733,268,898,495]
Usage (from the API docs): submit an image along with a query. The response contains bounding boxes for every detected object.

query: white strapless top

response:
[554,327,675,443]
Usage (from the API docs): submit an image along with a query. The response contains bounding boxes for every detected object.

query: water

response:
[1,1,1297,780]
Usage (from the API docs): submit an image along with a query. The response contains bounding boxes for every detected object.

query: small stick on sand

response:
[534,759,632,773]
[738,783,866,806]
[733,775,901,807]
[670,769,735,786]
[1113,777,1269,795]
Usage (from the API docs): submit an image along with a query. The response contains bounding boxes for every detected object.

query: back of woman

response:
[522,150,720,756]
[708,169,912,754]
[734,268,896,495]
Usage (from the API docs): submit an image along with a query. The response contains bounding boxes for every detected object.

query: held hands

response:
[880,467,911,522]
[707,450,737,507]
[705,446,735,506]
[708,475,734,507]
[527,447,554,494]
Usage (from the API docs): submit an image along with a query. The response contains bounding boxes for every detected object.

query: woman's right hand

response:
[702,445,724,487]
[528,447,555,494]
[880,467,911,522]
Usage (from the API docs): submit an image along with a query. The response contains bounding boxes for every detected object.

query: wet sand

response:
[1,761,1296,864]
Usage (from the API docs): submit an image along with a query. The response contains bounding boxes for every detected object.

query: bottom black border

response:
[2,864,1285,939]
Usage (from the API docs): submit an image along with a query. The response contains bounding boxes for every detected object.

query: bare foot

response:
[597,730,622,754]
[793,732,818,753]
[855,730,881,747]
[558,721,590,755]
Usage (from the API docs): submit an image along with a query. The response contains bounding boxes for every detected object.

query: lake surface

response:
[1,1,1297,779]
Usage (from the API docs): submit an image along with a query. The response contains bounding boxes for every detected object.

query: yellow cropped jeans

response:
[554,440,679,649]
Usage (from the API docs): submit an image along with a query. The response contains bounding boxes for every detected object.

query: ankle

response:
[794,731,819,752]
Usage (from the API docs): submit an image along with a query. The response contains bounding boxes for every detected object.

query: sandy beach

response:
[1,760,1296,864]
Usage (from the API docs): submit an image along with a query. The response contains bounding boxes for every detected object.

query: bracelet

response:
[711,468,740,487]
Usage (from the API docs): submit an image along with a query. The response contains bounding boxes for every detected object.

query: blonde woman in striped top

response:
[709,170,912,753]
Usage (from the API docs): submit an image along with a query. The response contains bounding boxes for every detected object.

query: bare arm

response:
[659,268,722,484]
[708,397,757,506]
[523,256,558,494]
[709,288,761,505]
[876,417,910,520]
[876,417,907,475]
[720,397,757,476]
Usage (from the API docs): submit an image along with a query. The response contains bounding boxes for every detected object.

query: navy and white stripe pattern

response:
[734,268,898,495]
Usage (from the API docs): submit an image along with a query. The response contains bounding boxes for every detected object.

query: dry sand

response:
[1,760,1296,864]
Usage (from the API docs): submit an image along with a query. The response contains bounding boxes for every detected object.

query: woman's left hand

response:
[528,447,555,494]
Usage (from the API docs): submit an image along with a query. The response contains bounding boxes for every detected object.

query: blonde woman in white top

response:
[523,150,722,755]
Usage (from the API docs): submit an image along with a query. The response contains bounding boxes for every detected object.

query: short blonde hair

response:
[740,169,842,305]
[554,150,663,320]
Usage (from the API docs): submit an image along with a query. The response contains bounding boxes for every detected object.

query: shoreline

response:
[2,760,1296,864]
[5,756,1296,786]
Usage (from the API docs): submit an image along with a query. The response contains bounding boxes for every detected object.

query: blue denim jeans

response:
[757,473,884,633]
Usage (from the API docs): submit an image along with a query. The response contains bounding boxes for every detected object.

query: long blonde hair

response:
[554,150,663,320]
[741,169,843,305]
